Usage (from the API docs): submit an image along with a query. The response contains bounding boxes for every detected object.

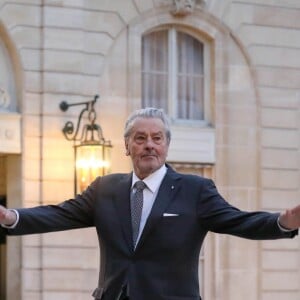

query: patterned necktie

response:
[131,180,146,247]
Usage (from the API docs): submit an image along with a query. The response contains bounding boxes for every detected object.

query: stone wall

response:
[0,0,299,299]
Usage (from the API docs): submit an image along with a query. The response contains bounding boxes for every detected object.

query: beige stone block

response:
[23,179,41,204]
[218,104,257,126]
[216,145,257,187]
[0,3,41,28]
[23,114,41,137]
[84,0,138,24]
[101,31,128,95]
[44,6,84,28]
[261,108,299,129]
[43,268,97,291]
[9,0,41,4]
[86,11,124,37]
[23,292,42,300]
[44,28,84,51]
[22,234,43,247]
[20,48,42,71]
[134,0,155,12]
[238,25,300,49]
[42,180,73,203]
[225,90,256,106]
[253,4,300,28]
[23,136,40,160]
[218,269,258,300]
[43,138,72,160]
[262,271,299,290]
[42,158,73,180]
[23,93,42,115]
[23,246,42,268]
[262,239,299,251]
[261,128,299,149]
[259,87,300,109]
[262,250,299,270]
[10,26,41,49]
[223,3,254,32]
[84,32,113,55]
[250,46,300,69]
[261,148,299,170]
[262,291,300,300]
[44,291,92,300]
[216,126,257,147]
[44,27,114,55]
[223,187,257,211]
[228,65,253,91]
[44,50,104,76]
[218,235,258,270]
[236,0,300,9]
[257,67,300,89]
[23,158,40,180]
[261,169,299,189]
[42,247,98,268]
[42,228,98,247]
[261,189,299,210]
[43,72,99,95]
[22,269,42,291]
[24,71,42,93]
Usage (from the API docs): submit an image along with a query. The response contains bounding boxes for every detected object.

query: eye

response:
[135,135,146,143]
[153,135,163,144]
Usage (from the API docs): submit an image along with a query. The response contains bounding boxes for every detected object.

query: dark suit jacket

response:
[8,166,298,300]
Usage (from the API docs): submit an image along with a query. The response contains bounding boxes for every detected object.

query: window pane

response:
[177,32,204,120]
[142,30,168,112]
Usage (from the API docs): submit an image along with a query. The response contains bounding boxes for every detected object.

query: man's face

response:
[125,117,169,179]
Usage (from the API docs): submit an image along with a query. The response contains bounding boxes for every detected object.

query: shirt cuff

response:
[277,216,293,232]
[1,209,19,229]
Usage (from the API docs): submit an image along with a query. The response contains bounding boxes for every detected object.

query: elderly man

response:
[1,107,300,300]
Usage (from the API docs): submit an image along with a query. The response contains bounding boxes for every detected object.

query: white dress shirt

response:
[131,164,167,243]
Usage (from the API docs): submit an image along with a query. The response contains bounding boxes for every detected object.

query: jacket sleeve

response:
[6,176,101,236]
[198,179,298,240]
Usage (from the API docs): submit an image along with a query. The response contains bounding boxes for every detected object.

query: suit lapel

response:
[113,173,134,251]
[135,169,182,250]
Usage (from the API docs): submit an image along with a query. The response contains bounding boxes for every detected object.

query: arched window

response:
[142,27,209,123]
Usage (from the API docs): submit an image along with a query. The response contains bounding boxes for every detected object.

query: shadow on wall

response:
[0,196,6,244]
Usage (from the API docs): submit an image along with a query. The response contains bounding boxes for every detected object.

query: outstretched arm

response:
[0,205,17,226]
[279,204,300,230]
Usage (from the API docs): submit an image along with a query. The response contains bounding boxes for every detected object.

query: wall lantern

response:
[59,95,112,195]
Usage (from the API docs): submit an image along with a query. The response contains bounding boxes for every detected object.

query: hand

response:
[0,205,17,226]
[279,205,300,230]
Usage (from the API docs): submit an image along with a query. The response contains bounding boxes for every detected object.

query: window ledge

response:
[168,125,215,164]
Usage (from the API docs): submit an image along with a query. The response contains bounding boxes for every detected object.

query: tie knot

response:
[134,180,146,191]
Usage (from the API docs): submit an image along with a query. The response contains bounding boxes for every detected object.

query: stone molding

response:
[0,87,10,111]
[170,0,206,17]
[0,113,21,154]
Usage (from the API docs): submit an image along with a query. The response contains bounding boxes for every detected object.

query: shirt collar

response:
[132,164,167,193]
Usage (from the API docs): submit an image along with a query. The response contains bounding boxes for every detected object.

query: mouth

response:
[141,154,156,159]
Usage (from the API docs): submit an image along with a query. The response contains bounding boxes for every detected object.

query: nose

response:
[144,137,155,149]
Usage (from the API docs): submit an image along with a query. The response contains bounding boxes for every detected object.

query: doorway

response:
[0,195,6,300]
[0,155,22,300]
[0,154,7,300]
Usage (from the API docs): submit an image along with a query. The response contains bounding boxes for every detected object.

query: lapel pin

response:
[171,185,174,190]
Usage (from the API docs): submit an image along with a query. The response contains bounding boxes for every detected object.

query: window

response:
[142,27,208,122]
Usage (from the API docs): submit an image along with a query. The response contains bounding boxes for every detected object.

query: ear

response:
[125,140,130,156]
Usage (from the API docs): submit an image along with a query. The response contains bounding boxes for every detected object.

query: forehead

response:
[131,117,166,135]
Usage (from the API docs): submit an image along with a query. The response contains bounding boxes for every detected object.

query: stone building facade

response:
[0,0,299,299]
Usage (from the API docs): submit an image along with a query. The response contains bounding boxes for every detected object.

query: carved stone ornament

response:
[0,87,10,110]
[170,0,206,17]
